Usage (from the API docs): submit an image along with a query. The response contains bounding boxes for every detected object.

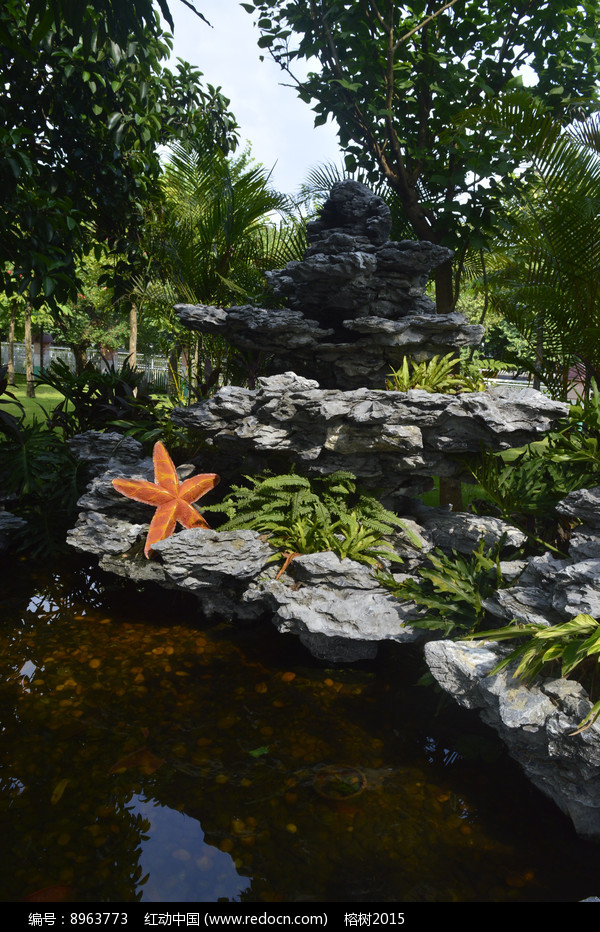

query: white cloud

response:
[164,0,342,194]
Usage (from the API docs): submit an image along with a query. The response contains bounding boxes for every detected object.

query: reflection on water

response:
[0,555,599,903]
[132,797,251,902]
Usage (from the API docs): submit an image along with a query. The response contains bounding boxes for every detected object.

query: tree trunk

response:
[73,345,88,375]
[434,260,455,314]
[194,337,200,397]
[8,302,16,386]
[39,321,45,376]
[435,262,463,508]
[438,476,464,512]
[129,304,138,369]
[167,341,182,401]
[533,314,544,392]
[24,303,35,398]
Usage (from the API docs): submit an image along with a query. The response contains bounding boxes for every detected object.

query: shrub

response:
[385,353,507,394]
[465,380,600,554]
[378,538,512,637]
[0,364,24,440]
[0,419,83,555]
[37,357,161,439]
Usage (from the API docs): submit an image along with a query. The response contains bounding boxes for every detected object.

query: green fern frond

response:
[206,468,413,569]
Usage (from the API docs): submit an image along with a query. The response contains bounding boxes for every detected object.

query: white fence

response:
[1,342,537,396]
[1,343,171,390]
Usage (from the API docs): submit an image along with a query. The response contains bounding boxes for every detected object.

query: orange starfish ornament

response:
[112,441,220,558]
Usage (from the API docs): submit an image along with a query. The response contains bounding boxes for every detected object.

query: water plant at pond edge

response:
[0,415,83,556]
[465,614,600,733]
[378,538,513,637]
[203,470,413,575]
[112,440,220,557]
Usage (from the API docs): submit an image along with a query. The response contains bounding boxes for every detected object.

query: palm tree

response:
[156,143,305,306]
[461,91,600,399]
[138,143,306,398]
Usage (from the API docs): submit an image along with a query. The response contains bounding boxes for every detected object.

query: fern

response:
[204,468,415,570]
[385,354,487,394]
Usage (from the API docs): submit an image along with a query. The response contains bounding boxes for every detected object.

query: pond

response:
[1,554,598,903]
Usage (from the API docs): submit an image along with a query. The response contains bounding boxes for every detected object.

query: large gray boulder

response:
[175,303,483,391]
[422,485,600,842]
[172,372,567,499]
[243,550,423,661]
[68,431,145,478]
[557,486,600,562]
[0,510,26,552]
[425,639,600,841]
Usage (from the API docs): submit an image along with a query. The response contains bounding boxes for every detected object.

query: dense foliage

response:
[464,93,600,397]
[464,380,600,553]
[1,0,237,304]
[133,143,306,401]
[243,0,600,307]
[37,357,160,439]
[379,539,509,637]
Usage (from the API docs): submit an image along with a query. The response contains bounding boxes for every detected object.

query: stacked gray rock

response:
[0,510,26,552]
[481,486,600,627]
[66,436,426,661]
[174,180,483,391]
[172,182,566,501]
[172,371,566,501]
[424,639,600,840]
[68,183,567,659]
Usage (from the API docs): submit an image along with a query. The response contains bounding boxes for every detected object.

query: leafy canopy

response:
[148,143,306,308]
[1,0,237,304]
[463,92,600,396]
[0,0,210,52]
[242,0,600,305]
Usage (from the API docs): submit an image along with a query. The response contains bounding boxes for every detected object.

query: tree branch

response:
[393,0,463,53]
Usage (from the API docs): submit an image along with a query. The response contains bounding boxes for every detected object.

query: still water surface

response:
[1,556,599,902]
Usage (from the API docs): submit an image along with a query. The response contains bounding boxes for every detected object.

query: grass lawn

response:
[5,373,68,426]
[421,477,488,510]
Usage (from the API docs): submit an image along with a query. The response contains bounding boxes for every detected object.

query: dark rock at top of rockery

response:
[265,180,453,326]
[174,180,482,390]
[305,179,393,246]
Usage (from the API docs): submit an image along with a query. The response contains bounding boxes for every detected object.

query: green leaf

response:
[107,111,122,131]
[331,78,362,92]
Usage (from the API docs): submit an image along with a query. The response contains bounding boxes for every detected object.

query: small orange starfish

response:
[112,441,220,557]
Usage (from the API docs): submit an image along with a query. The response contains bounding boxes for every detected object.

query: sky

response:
[162,0,342,195]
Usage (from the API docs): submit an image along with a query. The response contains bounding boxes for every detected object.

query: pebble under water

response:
[1,555,599,903]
